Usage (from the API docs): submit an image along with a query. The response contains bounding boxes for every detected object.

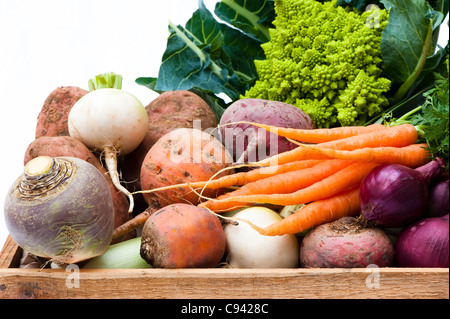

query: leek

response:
[82,237,151,269]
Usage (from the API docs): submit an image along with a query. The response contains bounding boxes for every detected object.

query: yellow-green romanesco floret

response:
[243,0,391,128]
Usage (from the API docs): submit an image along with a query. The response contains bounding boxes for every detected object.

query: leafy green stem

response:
[168,20,224,81]
[88,72,123,91]
[392,19,434,104]
[220,0,271,42]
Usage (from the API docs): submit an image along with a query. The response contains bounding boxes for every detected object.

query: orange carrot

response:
[213,159,354,199]
[256,123,418,167]
[301,143,431,168]
[258,186,361,236]
[134,159,326,196]
[230,122,388,143]
[200,161,378,211]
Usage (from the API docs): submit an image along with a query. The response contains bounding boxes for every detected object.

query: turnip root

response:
[120,90,218,212]
[300,217,394,268]
[112,128,233,240]
[140,203,226,268]
[35,86,88,138]
[68,73,149,213]
[23,135,134,243]
[224,207,299,268]
[4,156,115,266]
[219,99,314,163]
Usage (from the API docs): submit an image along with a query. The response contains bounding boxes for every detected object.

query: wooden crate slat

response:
[1,235,448,299]
[0,236,21,269]
[0,268,448,299]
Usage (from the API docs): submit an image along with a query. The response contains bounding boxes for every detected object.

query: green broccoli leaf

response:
[380,0,445,103]
[214,0,274,42]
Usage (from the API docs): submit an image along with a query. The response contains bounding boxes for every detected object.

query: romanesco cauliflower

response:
[244,0,391,128]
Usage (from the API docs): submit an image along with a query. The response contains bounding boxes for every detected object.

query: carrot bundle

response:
[259,186,361,236]
[200,161,378,211]
[256,123,419,167]
[197,122,432,235]
[114,121,432,238]
[300,143,431,168]
[222,122,388,143]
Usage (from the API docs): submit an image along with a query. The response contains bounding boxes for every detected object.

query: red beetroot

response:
[300,217,394,268]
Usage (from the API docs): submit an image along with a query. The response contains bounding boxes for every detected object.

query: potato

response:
[120,90,219,211]
[35,86,88,138]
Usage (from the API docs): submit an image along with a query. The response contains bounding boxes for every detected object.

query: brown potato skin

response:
[120,90,219,212]
[140,204,226,268]
[23,136,134,243]
[35,86,88,138]
[140,128,233,209]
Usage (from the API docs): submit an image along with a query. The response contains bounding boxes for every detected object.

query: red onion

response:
[396,215,449,267]
[425,177,449,218]
[360,158,446,228]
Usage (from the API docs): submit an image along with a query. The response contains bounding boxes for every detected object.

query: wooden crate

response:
[0,235,448,299]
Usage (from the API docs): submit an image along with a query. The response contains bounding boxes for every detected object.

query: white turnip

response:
[224,207,299,268]
[4,156,115,266]
[68,73,148,213]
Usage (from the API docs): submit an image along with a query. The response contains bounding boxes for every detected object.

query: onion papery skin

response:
[4,156,114,265]
[425,178,449,218]
[396,215,449,268]
[360,164,428,228]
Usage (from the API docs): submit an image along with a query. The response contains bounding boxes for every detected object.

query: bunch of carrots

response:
[137,122,431,237]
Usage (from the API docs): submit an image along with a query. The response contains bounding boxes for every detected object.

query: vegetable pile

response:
[3,0,449,271]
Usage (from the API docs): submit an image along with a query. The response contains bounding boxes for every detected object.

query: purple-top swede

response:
[4,156,115,266]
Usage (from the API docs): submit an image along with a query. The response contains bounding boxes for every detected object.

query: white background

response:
[0,1,448,249]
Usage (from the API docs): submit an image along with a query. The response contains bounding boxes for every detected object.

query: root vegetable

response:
[140,128,233,206]
[23,135,134,243]
[68,73,149,213]
[425,176,449,218]
[4,156,115,266]
[299,217,394,268]
[112,128,233,240]
[140,203,226,268]
[360,158,446,228]
[395,215,449,268]
[219,98,314,163]
[120,90,218,211]
[224,207,299,268]
[35,86,88,138]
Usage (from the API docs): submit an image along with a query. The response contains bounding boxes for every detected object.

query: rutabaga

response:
[68,73,149,213]
[4,156,115,266]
